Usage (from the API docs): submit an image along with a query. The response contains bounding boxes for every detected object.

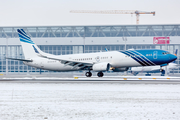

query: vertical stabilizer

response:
[17,29,41,59]
[174,49,178,56]
[173,49,178,63]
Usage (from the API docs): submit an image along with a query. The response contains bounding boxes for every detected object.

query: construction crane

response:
[70,10,155,24]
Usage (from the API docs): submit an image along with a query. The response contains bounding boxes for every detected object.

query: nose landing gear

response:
[160,67,165,76]
[161,69,165,76]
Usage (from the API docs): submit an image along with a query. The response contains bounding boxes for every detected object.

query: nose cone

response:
[169,54,177,62]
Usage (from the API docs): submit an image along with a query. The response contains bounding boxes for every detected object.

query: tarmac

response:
[0,74,180,84]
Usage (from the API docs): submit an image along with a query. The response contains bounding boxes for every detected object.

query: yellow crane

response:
[70,10,155,24]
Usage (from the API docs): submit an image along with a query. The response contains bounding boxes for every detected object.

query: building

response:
[0,24,179,74]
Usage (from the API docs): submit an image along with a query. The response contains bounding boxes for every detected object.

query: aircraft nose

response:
[169,54,177,62]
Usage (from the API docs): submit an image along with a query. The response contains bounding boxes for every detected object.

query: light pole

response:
[83,27,86,53]
[123,37,127,50]
[123,37,127,75]
[6,36,9,75]
[83,35,85,53]
[165,36,168,76]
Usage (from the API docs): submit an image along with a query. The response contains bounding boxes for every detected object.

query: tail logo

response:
[17,29,34,44]
[32,45,39,53]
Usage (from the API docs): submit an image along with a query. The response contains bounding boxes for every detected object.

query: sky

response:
[0,0,179,26]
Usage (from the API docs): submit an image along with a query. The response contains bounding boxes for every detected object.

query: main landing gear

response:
[97,72,104,77]
[85,71,104,77]
[85,71,92,77]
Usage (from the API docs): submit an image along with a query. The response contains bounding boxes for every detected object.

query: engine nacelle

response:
[112,67,129,72]
[92,62,110,72]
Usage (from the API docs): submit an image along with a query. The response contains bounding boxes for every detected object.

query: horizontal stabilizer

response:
[5,57,33,62]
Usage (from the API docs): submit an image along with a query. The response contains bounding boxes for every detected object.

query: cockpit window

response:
[162,52,170,55]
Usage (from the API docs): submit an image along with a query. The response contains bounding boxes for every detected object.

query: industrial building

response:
[0,24,179,74]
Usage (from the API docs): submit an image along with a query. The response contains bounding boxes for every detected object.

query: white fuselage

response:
[24,51,141,71]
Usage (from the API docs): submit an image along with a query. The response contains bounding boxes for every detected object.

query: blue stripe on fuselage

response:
[125,50,152,66]
[121,51,146,66]
[120,49,168,66]
[121,49,175,66]
[129,50,155,66]
[135,49,162,65]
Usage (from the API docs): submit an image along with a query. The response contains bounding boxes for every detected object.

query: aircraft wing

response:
[38,54,93,70]
[6,57,33,62]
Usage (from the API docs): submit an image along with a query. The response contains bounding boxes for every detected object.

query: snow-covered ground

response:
[0,82,180,120]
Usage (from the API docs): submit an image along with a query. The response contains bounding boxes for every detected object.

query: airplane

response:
[6,29,177,77]
[130,62,179,76]
[130,49,179,76]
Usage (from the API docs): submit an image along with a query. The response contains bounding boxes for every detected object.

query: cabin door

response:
[153,51,158,59]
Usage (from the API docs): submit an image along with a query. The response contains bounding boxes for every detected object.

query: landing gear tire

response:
[145,73,151,76]
[161,70,165,76]
[85,72,92,77]
[97,72,104,77]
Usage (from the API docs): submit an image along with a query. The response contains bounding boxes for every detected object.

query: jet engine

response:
[92,62,110,72]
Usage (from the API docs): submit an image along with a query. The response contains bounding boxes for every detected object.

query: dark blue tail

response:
[173,49,178,63]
